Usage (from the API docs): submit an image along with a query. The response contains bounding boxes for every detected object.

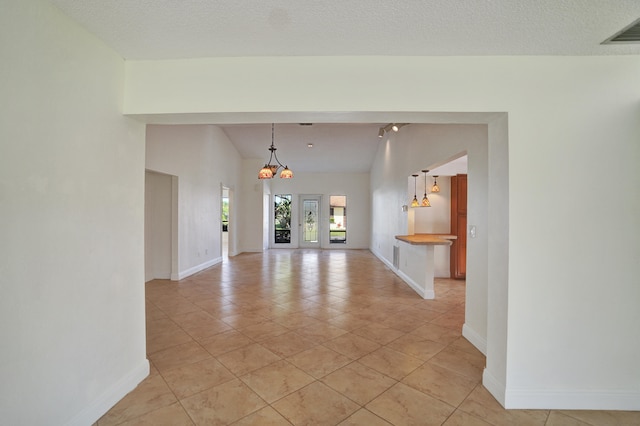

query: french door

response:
[299,195,322,248]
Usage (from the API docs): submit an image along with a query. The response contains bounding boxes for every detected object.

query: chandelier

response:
[258,124,293,179]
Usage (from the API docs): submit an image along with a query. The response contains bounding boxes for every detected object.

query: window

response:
[274,194,292,243]
[221,196,229,232]
[329,195,346,244]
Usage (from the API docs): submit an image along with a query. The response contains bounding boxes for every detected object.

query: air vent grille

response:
[603,18,640,44]
[393,246,400,269]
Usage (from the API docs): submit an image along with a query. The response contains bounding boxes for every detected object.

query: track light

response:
[379,123,408,138]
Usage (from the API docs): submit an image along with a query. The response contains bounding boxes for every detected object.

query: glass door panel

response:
[300,195,321,248]
[329,195,347,244]
[274,194,292,244]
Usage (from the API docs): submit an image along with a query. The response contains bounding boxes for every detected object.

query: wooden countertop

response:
[395,234,457,246]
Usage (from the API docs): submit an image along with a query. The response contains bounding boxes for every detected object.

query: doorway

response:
[221,186,230,259]
[144,170,178,281]
[299,195,322,248]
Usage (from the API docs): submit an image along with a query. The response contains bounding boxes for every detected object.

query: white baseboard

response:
[482,368,506,407]
[505,388,640,411]
[481,370,640,411]
[370,247,393,269]
[462,323,487,355]
[395,268,435,299]
[173,258,222,281]
[66,359,149,426]
[370,247,434,299]
[243,247,265,253]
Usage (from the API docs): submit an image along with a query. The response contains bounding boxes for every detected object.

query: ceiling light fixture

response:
[379,123,408,138]
[421,170,431,207]
[431,175,440,193]
[258,123,293,179]
[411,174,420,207]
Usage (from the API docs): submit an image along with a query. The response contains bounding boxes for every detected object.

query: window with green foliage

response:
[222,197,229,231]
[329,195,346,243]
[274,194,292,243]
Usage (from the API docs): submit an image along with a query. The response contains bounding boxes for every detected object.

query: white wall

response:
[412,175,451,235]
[411,175,453,277]
[269,172,370,249]
[371,124,489,353]
[123,55,640,410]
[0,1,147,424]
[485,114,510,404]
[240,159,270,253]
[146,125,242,278]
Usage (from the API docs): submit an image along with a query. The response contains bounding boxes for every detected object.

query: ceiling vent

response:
[603,18,640,44]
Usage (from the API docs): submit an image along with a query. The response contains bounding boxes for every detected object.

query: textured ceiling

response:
[50,0,640,60]
[47,0,640,173]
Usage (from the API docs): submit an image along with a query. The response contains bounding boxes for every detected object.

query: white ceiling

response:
[50,1,640,59]
[48,0,640,174]
[429,156,468,177]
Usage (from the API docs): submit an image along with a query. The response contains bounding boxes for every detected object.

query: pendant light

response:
[431,175,440,193]
[421,170,431,207]
[258,124,293,179]
[411,174,420,207]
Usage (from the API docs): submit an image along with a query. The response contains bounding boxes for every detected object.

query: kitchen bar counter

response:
[392,234,457,299]
[395,234,457,245]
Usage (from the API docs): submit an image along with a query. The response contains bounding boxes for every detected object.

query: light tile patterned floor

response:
[98,249,640,425]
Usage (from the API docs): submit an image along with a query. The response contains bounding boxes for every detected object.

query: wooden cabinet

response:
[450,174,467,279]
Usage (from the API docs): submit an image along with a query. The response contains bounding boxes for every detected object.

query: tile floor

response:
[98,249,639,425]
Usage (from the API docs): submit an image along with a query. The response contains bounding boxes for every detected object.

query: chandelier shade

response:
[280,166,293,179]
[258,165,273,179]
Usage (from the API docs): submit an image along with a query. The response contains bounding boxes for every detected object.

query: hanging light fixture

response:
[411,174,420,207]
[421,170,431,207]
[258,123,293,179]
[431,175,440,193]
